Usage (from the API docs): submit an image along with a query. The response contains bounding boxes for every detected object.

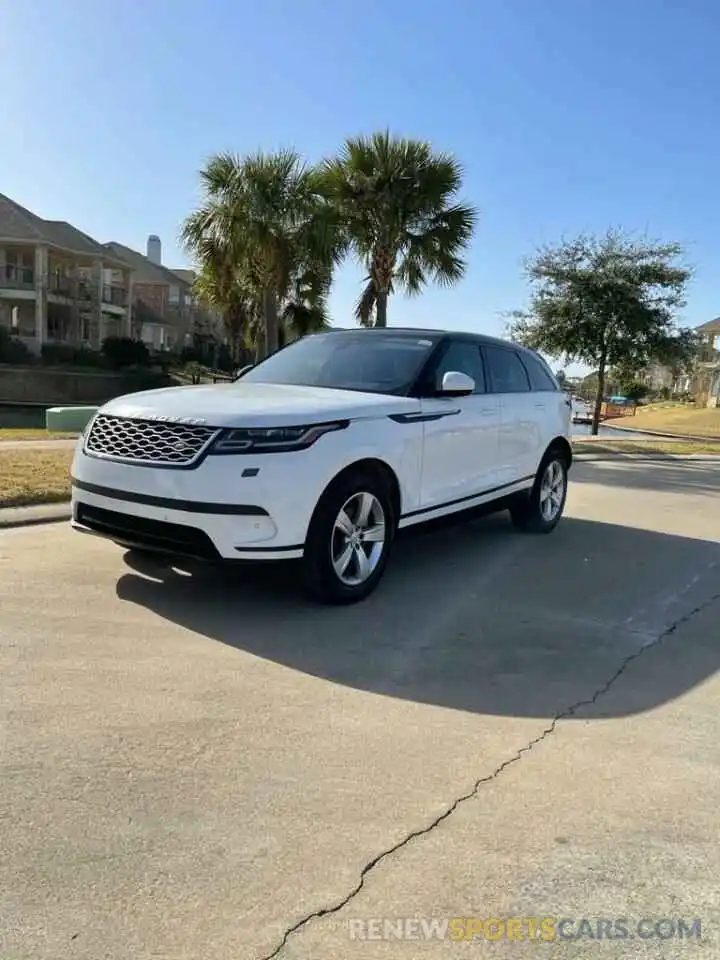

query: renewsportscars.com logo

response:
[348,917,703,942]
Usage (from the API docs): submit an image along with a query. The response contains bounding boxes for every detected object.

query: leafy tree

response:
[618,379,650,402]
[508,230,698,434]
[182,150,342,359]
[322,131,478,327]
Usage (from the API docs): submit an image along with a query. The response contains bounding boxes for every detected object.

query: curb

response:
[602,423,720,444]
[0,503,72,530]
[574,454,720,463]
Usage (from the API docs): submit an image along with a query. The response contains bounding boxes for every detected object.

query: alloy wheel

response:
[539,459,565,522]
[330,491,387,586]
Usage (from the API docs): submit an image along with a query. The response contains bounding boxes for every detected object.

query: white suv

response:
[71,329,572,604]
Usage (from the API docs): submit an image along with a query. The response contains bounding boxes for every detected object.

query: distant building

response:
[638,317,720,406]
[103,238,224,351]
[693,317,720,407]
[0,193,132,353]
[103,237,195,351]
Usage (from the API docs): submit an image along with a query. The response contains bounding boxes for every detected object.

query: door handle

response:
[535,402,546,409]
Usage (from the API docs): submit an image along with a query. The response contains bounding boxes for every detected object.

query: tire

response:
[509,450,568,534]
[303,468,396,605]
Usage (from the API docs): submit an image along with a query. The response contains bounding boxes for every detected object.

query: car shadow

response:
[115,504,720,721]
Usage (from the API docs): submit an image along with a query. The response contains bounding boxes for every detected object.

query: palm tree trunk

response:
[375,290,389,327]
[254,329,266,364]
[263,287,279,357]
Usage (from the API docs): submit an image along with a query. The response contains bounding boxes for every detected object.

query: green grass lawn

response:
[613,402,720,438]
[0,448,73,507]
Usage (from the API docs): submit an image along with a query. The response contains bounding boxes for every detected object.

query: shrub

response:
[40,343,106,368]
[0,327,34,364]
[101,336,150,369]
[182,361,204,384]
[119,368,170,393]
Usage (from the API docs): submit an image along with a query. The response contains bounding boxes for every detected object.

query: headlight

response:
[211,420,348,454]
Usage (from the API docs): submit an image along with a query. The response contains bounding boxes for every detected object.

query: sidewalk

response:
[602,421,720,443]
[0,439,78,451]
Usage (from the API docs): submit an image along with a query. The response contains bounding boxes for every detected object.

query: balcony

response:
[76,280,95,302]
[102,284,128,308]
[0,264,35,290]
[48,274,75,297]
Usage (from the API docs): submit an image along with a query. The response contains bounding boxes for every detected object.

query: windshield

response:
[239,332,439,395]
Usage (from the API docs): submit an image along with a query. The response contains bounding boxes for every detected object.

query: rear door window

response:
[483,345,531,394]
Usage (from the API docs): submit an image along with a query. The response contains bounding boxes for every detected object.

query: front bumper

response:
[70,444,312,560]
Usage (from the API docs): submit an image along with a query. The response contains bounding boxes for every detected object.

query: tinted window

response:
[521,352,558,392]
[240,332,438,396]
[483,345,531,393]
[427,340,485,393]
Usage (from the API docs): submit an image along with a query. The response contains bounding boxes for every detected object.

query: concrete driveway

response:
[1,460,719,959]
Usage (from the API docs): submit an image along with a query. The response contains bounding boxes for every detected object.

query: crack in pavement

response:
[258,589,720,960]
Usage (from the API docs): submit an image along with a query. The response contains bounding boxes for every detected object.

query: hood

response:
[99,382,420,428]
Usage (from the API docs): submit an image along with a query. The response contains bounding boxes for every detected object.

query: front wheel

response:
[303,469,395,605]
[510,452,568,533]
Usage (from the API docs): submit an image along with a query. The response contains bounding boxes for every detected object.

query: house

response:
[103,237,195,351]
[103,237,224,351]
[693,317,720,407]
[167,267,224,344]
[0,193,132,353]
[640,363,674,394]
[636,318,720,406]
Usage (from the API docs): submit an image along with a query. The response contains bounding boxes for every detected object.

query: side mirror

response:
[233,364,253,381]
[438,370,475,396]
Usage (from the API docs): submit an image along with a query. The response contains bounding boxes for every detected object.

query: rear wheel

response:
[510,451,568,533]
[303,469,395,605]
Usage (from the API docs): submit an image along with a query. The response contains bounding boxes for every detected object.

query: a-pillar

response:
[34,244,48,348]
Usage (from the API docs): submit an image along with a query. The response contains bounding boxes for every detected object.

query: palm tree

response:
[189,237,257,362]
[280,262,332,343]
[322,131,478,327]
[182,149,342,359]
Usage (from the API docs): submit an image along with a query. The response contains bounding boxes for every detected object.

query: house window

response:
[168,285,180,305]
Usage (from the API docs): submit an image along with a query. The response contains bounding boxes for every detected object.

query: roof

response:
[170,268,196,285]
[696,317,720,334]
[104,242,193,288]
[0,193,127,265]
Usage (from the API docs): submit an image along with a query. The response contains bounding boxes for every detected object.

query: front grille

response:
[75,503,220,560]
[85,414,219,466]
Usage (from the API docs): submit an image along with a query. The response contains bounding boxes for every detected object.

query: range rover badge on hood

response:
[139,414,209,426]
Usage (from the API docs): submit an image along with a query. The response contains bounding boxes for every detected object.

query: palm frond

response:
[354,280,377,327]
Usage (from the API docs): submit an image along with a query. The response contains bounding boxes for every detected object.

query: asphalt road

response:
[1,461,719,959]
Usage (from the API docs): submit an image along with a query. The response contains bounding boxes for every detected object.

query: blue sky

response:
[2,0,718,373]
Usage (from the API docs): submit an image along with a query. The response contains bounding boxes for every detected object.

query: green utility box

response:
[46,406,98,433]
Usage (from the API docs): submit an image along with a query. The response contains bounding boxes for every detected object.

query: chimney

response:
[147,235,162,265]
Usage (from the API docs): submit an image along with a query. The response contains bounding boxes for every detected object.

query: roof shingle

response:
[104,241,193,288]
[0,193,127,264]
